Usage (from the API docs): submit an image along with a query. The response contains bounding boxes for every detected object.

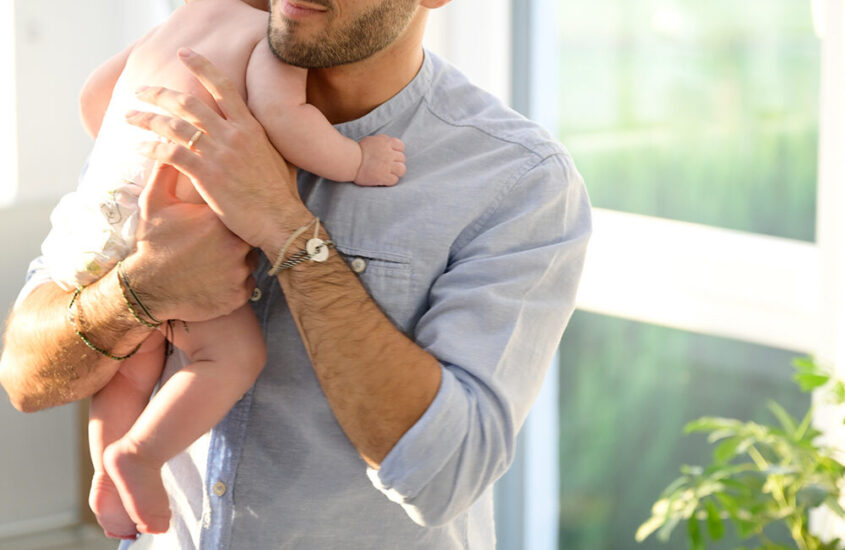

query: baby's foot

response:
[89,470,138,540]
[103,439,171,535]
[354,135,406,187]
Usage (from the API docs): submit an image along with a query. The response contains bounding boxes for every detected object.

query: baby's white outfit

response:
[42,74,160,289]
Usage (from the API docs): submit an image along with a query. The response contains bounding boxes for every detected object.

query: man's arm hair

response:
[0,278,151,412]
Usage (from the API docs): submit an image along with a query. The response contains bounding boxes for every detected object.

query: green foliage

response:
[636,359,845,550]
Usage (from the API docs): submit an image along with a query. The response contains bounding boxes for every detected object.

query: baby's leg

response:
[104,305,265,534]
[89,331,166,539]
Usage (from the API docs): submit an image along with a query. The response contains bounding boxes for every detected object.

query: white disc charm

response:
[306,238,330,262]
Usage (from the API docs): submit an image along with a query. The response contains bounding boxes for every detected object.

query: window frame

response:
[505,0,844,547]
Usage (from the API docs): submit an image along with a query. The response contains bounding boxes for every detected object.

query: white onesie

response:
[42,72,162,290]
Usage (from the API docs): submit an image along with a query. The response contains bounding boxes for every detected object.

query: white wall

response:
[11,1,122,204]
[0,0,168,539]
[0,0,17,207]
[424,0,512,105]
[0,204,79,540]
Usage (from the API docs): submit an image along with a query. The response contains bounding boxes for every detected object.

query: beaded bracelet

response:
[68,287,142,361]
[117,261,162,329]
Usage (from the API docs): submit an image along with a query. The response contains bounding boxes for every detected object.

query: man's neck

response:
[305,10,427,125]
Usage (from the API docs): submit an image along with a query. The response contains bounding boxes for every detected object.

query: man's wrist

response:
[118,253,171,323]
[259,206,318,267]
[77,264,156,356]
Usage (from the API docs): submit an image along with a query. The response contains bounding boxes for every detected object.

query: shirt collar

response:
[333,49,434,140]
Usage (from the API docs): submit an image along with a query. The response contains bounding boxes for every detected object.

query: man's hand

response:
[126,48,309,253]
[122,49,442,468]
[124,162,257,323]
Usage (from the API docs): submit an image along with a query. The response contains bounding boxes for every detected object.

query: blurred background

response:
[1,0,844,549]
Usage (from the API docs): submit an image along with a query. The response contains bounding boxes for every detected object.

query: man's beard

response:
[267,0,418,69]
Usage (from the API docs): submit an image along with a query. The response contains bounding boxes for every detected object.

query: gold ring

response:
[187,129,203,149]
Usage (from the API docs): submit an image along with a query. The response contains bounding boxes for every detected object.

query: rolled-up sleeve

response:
[367,153,592,526]
[13,256,54,310]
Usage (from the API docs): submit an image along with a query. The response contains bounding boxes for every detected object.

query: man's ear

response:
[420,0,452,8]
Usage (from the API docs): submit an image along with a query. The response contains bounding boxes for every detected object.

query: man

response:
[0,0,591,548]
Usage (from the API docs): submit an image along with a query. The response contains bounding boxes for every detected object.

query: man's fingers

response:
[139,163,180,215]
[137,141,203,180]
[133,86,223,134]
[126,110,208,152]
[177,48,252,122]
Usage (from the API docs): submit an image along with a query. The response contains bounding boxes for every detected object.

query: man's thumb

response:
[139,162,180,215]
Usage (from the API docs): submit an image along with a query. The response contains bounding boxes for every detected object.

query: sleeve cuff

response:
[366,365,468,503]
[13,257,53,310]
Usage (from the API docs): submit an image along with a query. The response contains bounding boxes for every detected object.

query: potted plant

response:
[636,358,845,549]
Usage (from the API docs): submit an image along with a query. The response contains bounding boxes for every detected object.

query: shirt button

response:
[250,288,262,302]
[350,258,367,273]
[212,481,227,497]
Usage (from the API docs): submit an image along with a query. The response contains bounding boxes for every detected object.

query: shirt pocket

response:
[333,242,415,333]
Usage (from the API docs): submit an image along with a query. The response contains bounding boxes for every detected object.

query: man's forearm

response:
[268,223,442,468]
[0,268,153,412]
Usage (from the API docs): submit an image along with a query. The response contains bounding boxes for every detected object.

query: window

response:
[557,313,806,549]
[557,1,819,242]
[506,0,845,548]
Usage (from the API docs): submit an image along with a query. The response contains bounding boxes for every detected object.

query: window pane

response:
[558,311,809,549]
[557,1,820,241]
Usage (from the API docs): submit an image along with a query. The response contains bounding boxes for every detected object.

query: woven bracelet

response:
[273,241,335,272]
[268,217,334,276]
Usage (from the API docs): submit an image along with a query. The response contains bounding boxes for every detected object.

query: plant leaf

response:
[794,373,830,392]
[713,437,742,465]
[793,356,823,374]
[794,407,814,441]
[635,515,665,542]
[687,516,704,550]
[685,417,743,434]
[766,401,797,435]
[706,500,724,540]
[656,515,680,542]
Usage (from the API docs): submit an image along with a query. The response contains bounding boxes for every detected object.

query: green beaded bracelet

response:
[68,287,142,361]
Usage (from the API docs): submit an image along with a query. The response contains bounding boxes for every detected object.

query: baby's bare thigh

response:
[116,331,167,391]
[166,304,263,363]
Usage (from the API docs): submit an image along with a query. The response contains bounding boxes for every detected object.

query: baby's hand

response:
[354,135,406,187]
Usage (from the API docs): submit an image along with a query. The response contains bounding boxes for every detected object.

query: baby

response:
[41,0,405,539]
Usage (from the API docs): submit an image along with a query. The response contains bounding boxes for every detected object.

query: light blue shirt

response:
[21,50,591,549]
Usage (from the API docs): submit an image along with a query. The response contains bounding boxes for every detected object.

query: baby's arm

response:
[245,39,406,186]
[79,42,136,138]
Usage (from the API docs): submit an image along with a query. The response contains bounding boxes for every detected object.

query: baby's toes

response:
[393,162,407,178]
[390,137,405,152]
